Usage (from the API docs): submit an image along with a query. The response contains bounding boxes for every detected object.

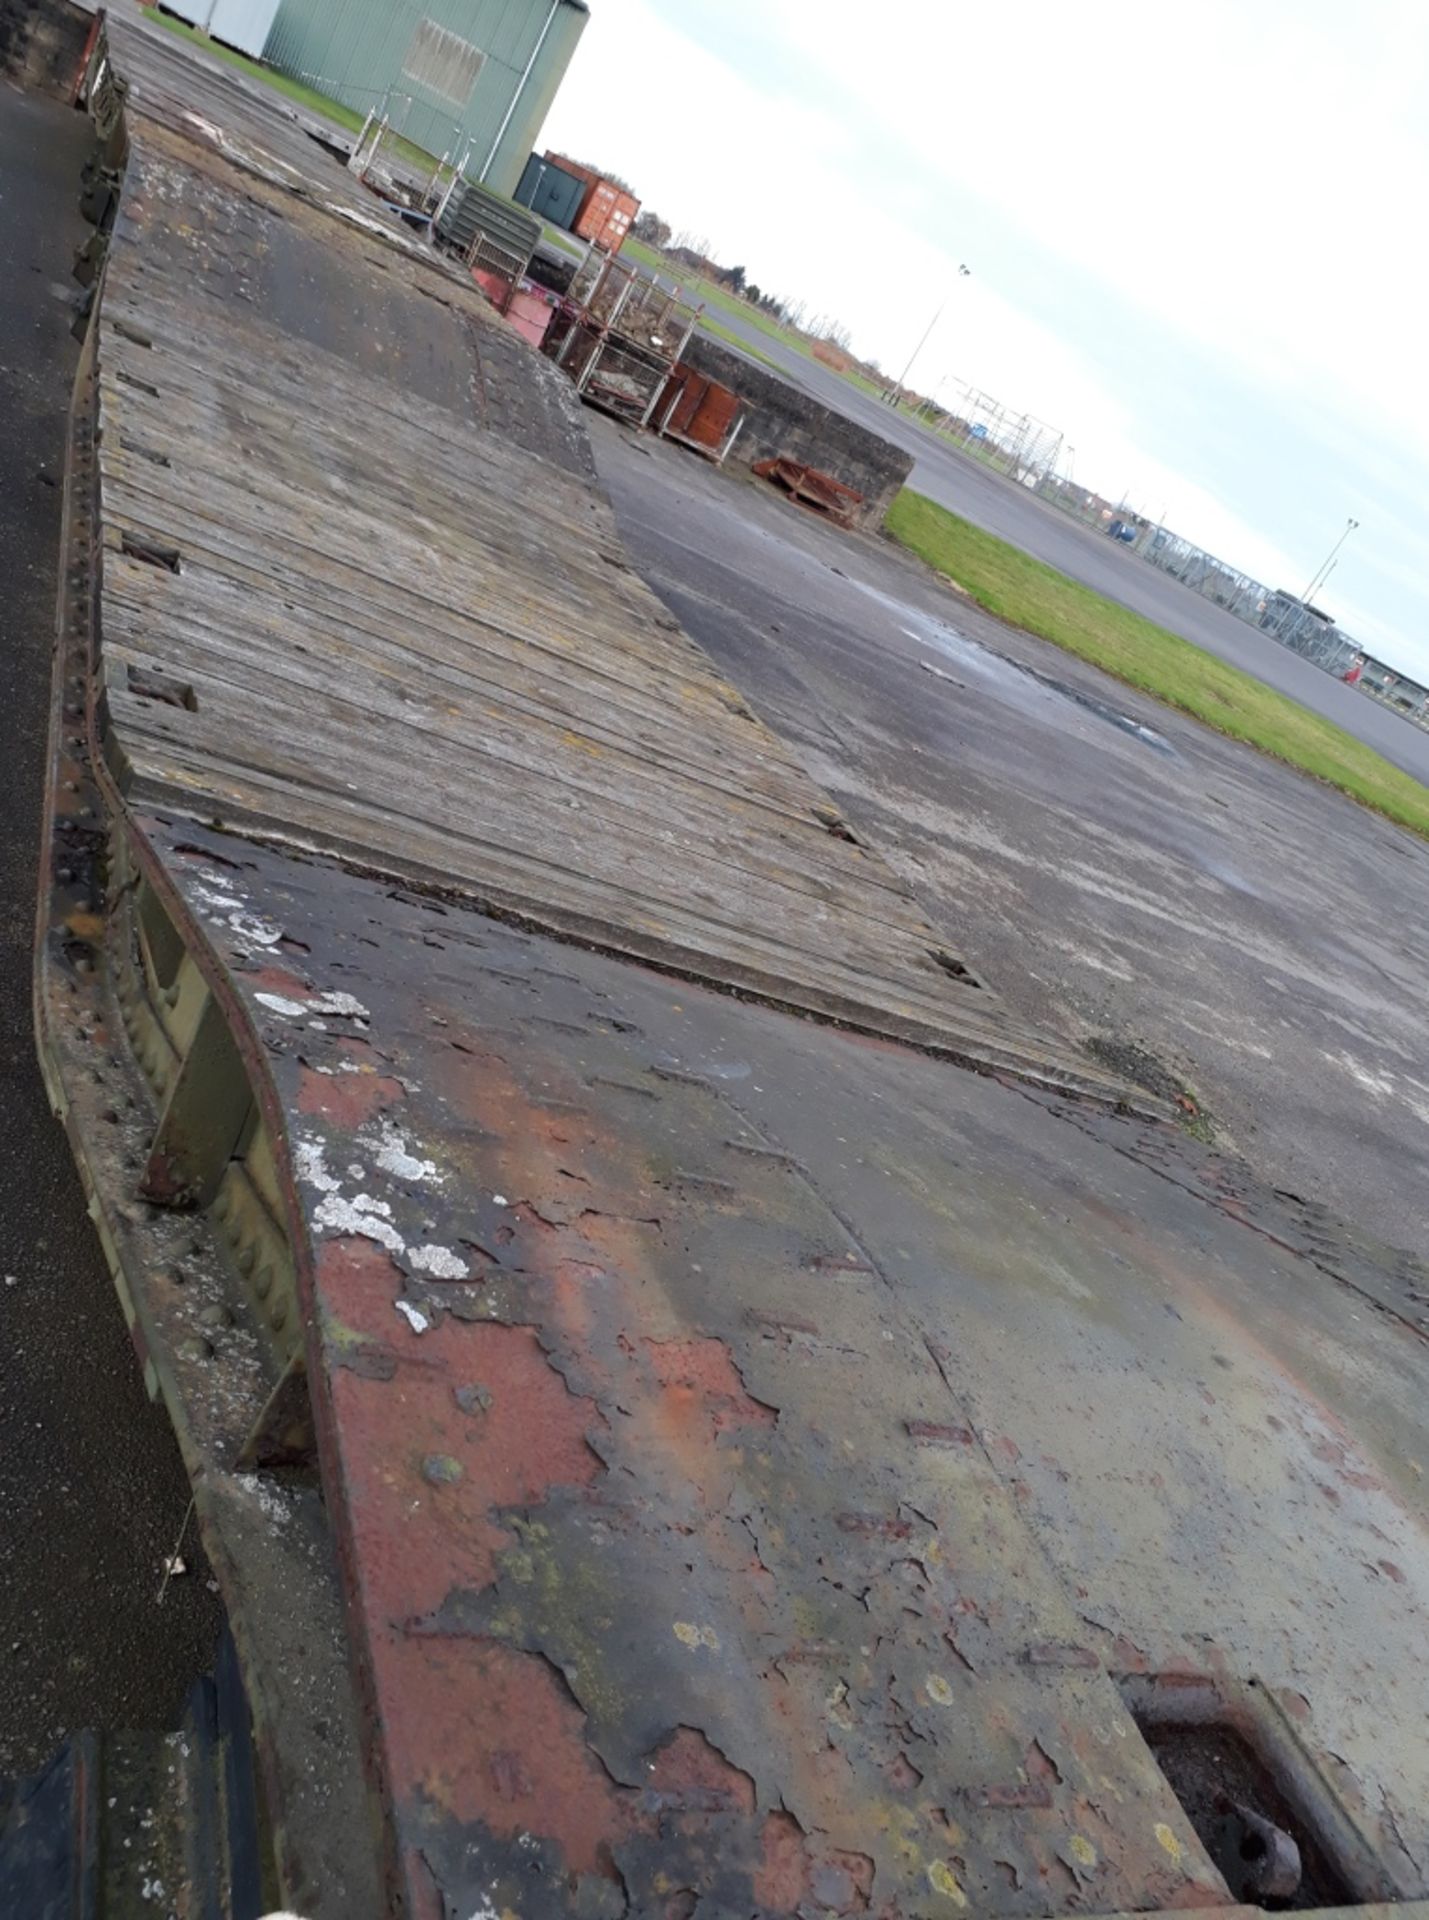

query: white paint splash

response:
[255,988,370,1024]
[314,990,370,1019]
[407,1244,468,1279]
[395,1299,430,1334]
[297,1127,456,1282]
[236,1472,293,1528]
[256,992,309,1020]
[367,1119,441,1187]
[190,874,285,955]
[313,1191,404,1252]
[293,1137,339,1195]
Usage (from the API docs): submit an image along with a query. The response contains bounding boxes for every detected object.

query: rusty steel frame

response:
[753,454,866,529]
[33,233,380,1919]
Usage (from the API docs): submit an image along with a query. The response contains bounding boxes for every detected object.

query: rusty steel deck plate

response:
[141,815,1429,1918]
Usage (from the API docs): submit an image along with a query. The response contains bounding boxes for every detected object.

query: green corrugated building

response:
[261,0,590,195]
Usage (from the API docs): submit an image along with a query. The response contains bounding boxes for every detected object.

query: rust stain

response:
[297,1062,405,1126]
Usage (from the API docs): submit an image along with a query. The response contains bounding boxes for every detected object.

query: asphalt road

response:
[0,78,218,1777]
[688,295,1429,786]
[593,416,1429,1259]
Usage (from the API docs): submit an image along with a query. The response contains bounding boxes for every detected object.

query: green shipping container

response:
[261,0,590,196]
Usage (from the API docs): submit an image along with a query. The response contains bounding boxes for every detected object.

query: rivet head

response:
[268,1296,288,1331]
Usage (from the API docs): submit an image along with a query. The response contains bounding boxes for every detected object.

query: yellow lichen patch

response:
[673,1620,720,1650]
[926,1860,968,1907]
[1154,1822,1183,1863]
[924,1673,955,1706]
[1068,1834,1097,1868]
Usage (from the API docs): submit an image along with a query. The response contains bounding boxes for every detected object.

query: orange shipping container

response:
[546,152,640,255]
[574,184,639,254]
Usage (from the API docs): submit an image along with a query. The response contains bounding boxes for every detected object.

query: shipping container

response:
[514,151,586,232]
[573,181,639,254]
[546,150,640,254]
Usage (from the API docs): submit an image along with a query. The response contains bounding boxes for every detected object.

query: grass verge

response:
[885,490,1429,839]
[698,316,780,368]
[148,9,439,173]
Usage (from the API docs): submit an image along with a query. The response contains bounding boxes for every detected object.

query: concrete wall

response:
[682,334,913,531]
[0,0,92,97]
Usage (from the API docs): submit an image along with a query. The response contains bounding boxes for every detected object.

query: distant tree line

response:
[625,209,881,375]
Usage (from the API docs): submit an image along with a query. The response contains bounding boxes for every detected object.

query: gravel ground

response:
[0,78,219,1777]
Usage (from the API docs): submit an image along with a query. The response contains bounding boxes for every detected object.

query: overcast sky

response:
[543,0,1429,679]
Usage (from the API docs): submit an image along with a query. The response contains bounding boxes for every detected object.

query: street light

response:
[1299,517,1359,610]
[886,264,971,407]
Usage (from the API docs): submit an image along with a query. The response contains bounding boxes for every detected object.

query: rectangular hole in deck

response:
[1119,1678,1360,1911]
[127,664,197,712]
[121,532,181,574]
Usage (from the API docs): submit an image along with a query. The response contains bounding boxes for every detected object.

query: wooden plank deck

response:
[92,108,1136,1103]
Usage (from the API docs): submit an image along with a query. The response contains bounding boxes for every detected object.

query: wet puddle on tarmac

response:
[857,580,1179,757]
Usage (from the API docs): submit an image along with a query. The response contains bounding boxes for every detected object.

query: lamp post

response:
[886,264,970,407]
[1299,517,1359,610]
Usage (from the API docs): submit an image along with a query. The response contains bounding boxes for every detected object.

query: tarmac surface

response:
[592,416,1429,1259]
[687,294,1429,785]
[0,77,218,1776]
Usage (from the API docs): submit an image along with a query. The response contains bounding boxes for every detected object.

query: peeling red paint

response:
[400,1639,630,1877]
[643,1336,778,1439]
[754,1810,810,1911]
[647,1726,755,1816]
